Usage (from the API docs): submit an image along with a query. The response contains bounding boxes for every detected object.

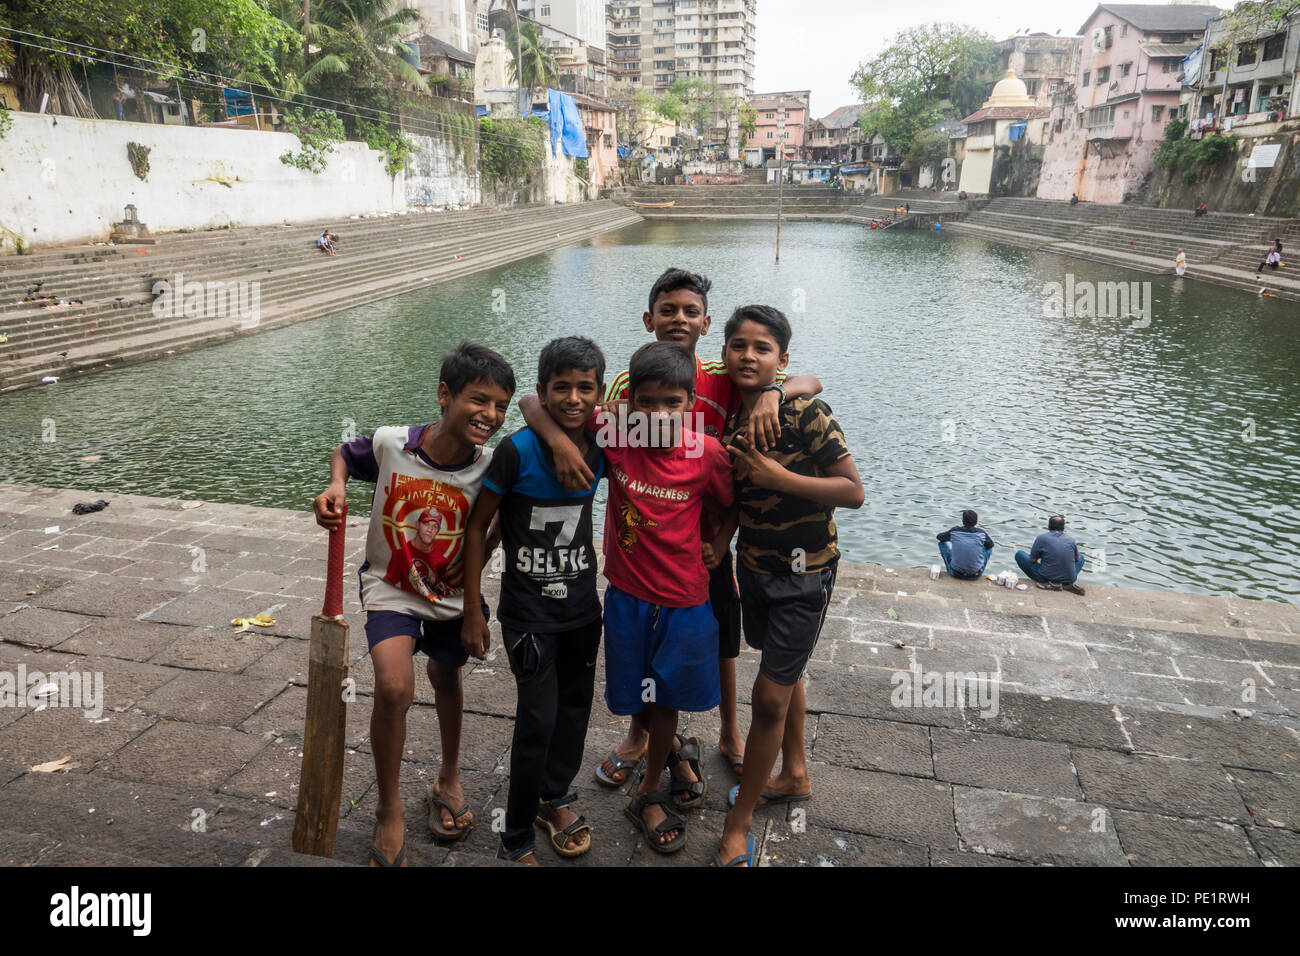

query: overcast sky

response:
[753,0,1111,117]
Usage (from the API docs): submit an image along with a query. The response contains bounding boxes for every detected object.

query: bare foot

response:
[718,734,745,775]
[434,774,472,831]
[718,817,751,867]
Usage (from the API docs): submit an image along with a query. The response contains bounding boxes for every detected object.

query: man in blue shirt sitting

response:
[936,510,994,580]
[1016,515,1086,595]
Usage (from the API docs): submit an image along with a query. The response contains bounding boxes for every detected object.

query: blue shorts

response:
[364,598,490,670]
[602,584,721,716]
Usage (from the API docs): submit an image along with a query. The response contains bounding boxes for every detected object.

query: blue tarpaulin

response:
[547,88,588,159]
[1008,122,1027,141]
[618,146,630,159]
[223,88,254,117]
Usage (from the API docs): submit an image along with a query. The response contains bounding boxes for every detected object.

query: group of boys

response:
[313,267,863,867]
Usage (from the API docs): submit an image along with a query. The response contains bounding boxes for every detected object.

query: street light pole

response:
[776,98,785,262]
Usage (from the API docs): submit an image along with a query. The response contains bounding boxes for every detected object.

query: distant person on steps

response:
[936,510,994,580]
[1175,249,1186,276]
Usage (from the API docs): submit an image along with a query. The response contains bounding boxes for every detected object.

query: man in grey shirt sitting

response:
[936,510,994,579]
[1015,515,1085,595]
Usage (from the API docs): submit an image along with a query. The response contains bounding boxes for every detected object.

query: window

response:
[1120,62,1131,77]
[1096,66,1110,83]
[1162,57,1176,73]
[1210,49,1226,71]
[1085,104,1116,127]
[477,12,489,31]
[540,4,551,16]
[1082,70,1090,86]
[1263,34,1285,60]
[1120,24,1128,37]
[1237,43,1258,66]
[1152,105,1164,122]
[766,131,773,139]
[766,112,774,118]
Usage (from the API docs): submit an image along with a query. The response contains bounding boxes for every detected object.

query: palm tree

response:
[234,0,347,99]
[311,0,428,99]
[505,21,558,102]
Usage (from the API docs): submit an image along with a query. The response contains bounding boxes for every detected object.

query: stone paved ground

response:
[1,483,1297,867]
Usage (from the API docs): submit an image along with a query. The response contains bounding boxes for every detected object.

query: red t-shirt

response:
[604,356,737,440]
[599,417,734,609]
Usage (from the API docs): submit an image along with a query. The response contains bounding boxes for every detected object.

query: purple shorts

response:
[364,598,490,669]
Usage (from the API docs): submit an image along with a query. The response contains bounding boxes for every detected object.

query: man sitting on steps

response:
[936,509,994,580]
[1016,515,1085,595]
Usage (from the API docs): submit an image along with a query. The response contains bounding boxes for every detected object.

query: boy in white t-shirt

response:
[312,343,515,866]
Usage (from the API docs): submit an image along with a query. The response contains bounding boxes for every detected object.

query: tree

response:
[1213,0,1300,49]
[309,0,427,127]
[738,103,757,148]
[852,23,999,154]
[903,126,950,170]
[1,0,293,115]
[505,20,557,99]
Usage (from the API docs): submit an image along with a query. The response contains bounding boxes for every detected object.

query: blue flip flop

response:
[713,832,755,867]
[727,784,813,808]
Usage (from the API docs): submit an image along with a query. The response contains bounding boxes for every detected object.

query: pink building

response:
[572,93,620,192]
[1037,3,1222,203]
[749,91,810,163]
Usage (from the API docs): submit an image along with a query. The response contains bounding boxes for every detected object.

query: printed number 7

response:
[530,505,584,546]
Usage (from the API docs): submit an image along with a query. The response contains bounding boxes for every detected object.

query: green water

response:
[2,220,1298,600]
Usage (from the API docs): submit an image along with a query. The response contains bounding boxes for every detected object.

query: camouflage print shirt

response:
[722,396,851,575]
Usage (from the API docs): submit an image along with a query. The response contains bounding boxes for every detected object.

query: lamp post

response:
[776,98,785,262]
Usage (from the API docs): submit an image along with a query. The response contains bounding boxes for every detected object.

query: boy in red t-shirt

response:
[519,268,822,794]
[597,341,733,853]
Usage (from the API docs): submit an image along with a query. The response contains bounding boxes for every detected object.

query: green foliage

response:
[479,116,546,189]
[506,21,558,96]
[904,127,950,170]
[0,105,12,140]
[574,157,589,182]
[358,120,414,177]
[126,142,151,180]
[279,108,345,174]
[1213,0,1300,51]
[1164,117,1188,142]
[853,23,999,159]
[1154,133,1239,179]
[738,104,757,147]
[441,111,476,165]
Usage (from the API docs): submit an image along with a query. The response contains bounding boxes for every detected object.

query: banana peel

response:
[231,615,277,633]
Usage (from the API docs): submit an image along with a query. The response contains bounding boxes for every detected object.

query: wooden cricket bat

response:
[292,502,350,857]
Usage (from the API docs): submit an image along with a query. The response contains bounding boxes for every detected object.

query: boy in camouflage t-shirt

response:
[709,305,864,867]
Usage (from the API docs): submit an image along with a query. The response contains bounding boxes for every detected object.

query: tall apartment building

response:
[606,0,756,144]
[399,1,492,56]
[999,33,1084,108]
[518,1,607,50]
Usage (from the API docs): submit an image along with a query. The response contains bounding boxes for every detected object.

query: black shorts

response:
[738,562,837,686]
[709,549,742,660]
[363,597,490,670]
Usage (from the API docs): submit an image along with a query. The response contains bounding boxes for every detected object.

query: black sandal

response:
[369,823,407,867]
[624,789,688,854]
[667,736,707,810]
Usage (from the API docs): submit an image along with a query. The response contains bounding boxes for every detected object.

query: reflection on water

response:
[2,220,1298,600]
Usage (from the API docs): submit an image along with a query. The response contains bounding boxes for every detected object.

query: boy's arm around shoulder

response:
[746,373,823,452]
[519,393,593,493]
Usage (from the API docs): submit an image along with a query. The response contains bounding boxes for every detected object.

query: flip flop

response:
[369,823,407,867]
[719,747,744,778]
[535,793,592,858]
[727,784,813,808]
[594,747,645,788]
[713,832,756,868]
[427,781,472,841]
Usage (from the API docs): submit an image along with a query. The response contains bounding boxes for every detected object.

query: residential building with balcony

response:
[748,91,810,164]
[1036,2,1223,203]
[808,105,862,163]
[1186,12,1299,138]
[999,33,1084,108]
[400,0,492,56]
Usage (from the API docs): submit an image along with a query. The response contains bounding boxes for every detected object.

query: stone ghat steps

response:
[0,774,358,867]
[944,220,1300,303]
[0,204,638,361]
[0,206,527,316]
[0,202,642,392]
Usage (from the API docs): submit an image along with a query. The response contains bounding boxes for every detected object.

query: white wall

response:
[406,132,480,208]
[0,113,404,250]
